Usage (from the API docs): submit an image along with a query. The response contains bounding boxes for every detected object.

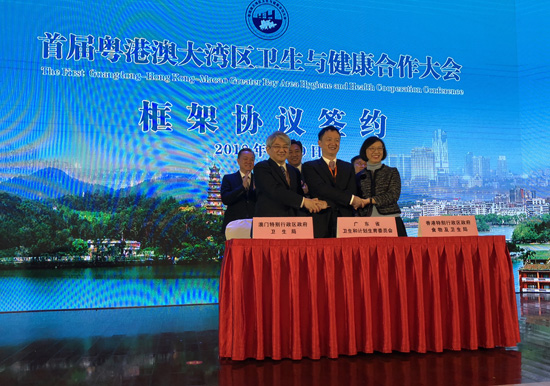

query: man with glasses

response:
[351,155,368,174]
[254,131,327,217]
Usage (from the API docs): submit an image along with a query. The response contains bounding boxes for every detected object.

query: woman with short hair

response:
[356,137,407,237]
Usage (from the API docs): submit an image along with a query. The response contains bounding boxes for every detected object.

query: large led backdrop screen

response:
[0,0,548,311]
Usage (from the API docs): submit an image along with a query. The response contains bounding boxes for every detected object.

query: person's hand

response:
[242,172,251,190]
[360,198,372,208]
[303,198,326,213]
[351,196,363,210]
[316,200,328,210]
[303,198,318,213]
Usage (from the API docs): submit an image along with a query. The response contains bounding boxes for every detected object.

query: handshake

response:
[351,196,372,210]
[304,196,372,213]
[303,198,329,213]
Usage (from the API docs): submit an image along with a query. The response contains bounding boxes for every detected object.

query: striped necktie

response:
[280,166,290,185]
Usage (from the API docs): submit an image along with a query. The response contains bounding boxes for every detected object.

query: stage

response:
[0,294,550,385]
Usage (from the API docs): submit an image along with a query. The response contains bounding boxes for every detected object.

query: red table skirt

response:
[219,236,520,360]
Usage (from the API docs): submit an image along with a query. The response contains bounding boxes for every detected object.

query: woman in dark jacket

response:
[356,137,407,236]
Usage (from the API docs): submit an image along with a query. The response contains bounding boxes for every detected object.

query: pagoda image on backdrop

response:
[205,164,223,215]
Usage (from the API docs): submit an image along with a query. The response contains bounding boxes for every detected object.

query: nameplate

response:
[337,217,398,238]
[252,217,314,239]
[418,215,478,237]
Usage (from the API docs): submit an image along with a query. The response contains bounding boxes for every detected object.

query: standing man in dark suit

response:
[288,139,304,172]
[302,126,366,238]
[254,131,326,217]
[288,139,309,195]
[221,148,256,235]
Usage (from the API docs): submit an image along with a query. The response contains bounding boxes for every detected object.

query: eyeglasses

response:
[367,147,384,152]
[270,145,290,150]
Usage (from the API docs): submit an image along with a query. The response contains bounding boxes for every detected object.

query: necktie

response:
[329,160,336,179]
[280,166,290,185]
[243,174,250,190]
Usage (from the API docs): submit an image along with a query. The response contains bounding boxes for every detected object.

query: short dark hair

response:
[237,148,255,158]
[350,155,361,164]
[318,125,341,140]
[359,137,387,162]
[290,140,303,151]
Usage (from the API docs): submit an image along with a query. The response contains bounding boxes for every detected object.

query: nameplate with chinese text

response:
[418,215,478,237]
[337,217,398,238]
[252,217,314,239]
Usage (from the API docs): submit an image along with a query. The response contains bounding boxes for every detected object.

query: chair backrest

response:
[225,219,253,240]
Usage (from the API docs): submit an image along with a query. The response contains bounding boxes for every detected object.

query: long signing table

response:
[219,236,520,360]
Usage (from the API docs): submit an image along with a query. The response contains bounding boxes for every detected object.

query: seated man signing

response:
[254,131,327,217]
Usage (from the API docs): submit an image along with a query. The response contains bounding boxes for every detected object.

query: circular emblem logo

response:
[245,0,289,40]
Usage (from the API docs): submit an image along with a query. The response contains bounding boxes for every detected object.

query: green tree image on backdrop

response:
[0,192,224,264]
[512,215,550,244]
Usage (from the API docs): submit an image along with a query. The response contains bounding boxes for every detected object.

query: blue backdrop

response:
[0,0,548,310]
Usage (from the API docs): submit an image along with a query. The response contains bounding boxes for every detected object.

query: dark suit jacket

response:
[221,171,256,233]
[254,158,304,217]
[302,158,356,238]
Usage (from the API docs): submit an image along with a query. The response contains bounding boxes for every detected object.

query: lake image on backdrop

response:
[0,265,219,312]
[0,225,526,313]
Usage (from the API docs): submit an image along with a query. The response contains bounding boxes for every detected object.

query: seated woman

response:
[356,137,407,237]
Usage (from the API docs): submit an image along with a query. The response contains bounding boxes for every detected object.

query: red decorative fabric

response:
[219,236,520,361]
